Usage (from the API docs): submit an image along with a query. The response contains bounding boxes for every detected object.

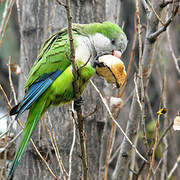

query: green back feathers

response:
[25,30,78,89]
[73,22,125,41]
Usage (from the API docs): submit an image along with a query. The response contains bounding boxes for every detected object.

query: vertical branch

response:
[0,0,15,48]
[64,0,88,179]
[104,98,122,180]
[46,114,67,179]
[136,0,148,152]
[68,105,76,180]
[167,154,180,179]
[8,57,18,105]
[146,113,160,180]
[112,0,172,179]
[16,0,31,70]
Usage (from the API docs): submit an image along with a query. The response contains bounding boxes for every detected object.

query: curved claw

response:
[74,96,84,111]
[93,51,112,68]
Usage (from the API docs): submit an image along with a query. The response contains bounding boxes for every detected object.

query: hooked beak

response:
[112,50,122,59]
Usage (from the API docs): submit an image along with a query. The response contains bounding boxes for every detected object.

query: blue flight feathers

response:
[16,70,61,118]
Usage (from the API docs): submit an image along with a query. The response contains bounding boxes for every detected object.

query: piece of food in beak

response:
[96,54,127,88]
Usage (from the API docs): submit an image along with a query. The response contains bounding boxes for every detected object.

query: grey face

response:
[90,32,128,56]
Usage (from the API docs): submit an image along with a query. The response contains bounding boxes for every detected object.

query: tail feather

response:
[9,104,20,116]
[7,97,47,180]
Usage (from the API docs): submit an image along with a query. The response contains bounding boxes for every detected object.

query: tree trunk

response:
[14,0,108,179]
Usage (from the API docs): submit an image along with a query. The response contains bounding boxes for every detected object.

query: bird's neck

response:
[75,35,96,66]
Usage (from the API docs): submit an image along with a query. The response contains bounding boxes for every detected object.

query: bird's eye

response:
[111,39,115,45]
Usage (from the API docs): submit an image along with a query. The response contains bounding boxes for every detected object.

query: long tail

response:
[7,97,47,180]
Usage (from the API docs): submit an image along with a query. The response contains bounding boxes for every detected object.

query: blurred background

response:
[0,0,180,179]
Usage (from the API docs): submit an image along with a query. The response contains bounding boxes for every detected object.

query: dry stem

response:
[0,0,15,48]
[68,104,76,180]
[46,114,67,179]
[146,113,160,180]
[167,154,180,179]
[63,0,88,179]
[90,80,148,163]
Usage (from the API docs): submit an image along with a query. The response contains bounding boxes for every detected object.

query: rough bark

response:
[14,0,106,179]
[112,1,168,179]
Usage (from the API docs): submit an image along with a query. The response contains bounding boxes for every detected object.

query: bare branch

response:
[167,154,180,179]
[145,0,165,25]
[147,5,179,42]
[112,1,172,179]
[90,80,148,163]
[119,12,137,97]
[133,74,142,111]
[104,98,121,180]
[166,18,180,75]
[157,120,173,147]
[68,104,76,180]
[160,0,179,8]
[0,85,11,110]
[56,0,66,7]
[0,0,15,48]
[0,130,22,154]
[146,112,161,180]
[8,57,18,105]
[63,0,88,179]
[16,0,31,70]
[46,113,67,179]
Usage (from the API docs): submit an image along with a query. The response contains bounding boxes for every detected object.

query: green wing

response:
[25,30,78,89]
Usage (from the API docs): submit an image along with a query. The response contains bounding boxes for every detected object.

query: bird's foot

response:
[74,96,84,111]
[93,51,112,68]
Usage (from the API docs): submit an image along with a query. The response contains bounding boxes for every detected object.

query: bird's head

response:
[88,22,128,59]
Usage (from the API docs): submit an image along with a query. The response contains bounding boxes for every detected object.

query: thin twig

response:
[46,114,67,179]
[8,56,18,104]
[0,84,11,109]
[146,112,160,180]
[56,0,66,7]
[78,54,92,70]
[160,0,179,8]
[0,0,15,48]
[68,104,76,180]
[64,0,88,179]
[90,80,148,163]
[157,120,173,147]
[145,93,155,122]
[167,154,180,179]
[133,74,142,111]
[141,0,151,13]
[119,12,137,97]
[0,130,23,153]
[16,0,31,70]
[146,0,165,25]
[136,0,149,153]
[160,60,168,180]
[104,101,120,180]
[166,14,180,75]
[147,5,179,42]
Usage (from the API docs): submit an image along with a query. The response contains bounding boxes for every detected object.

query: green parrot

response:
[7,22,127,179]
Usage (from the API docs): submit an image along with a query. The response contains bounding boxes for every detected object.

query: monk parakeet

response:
[7,22,127,179]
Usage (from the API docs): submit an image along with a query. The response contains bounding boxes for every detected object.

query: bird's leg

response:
[74,96,84,111]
